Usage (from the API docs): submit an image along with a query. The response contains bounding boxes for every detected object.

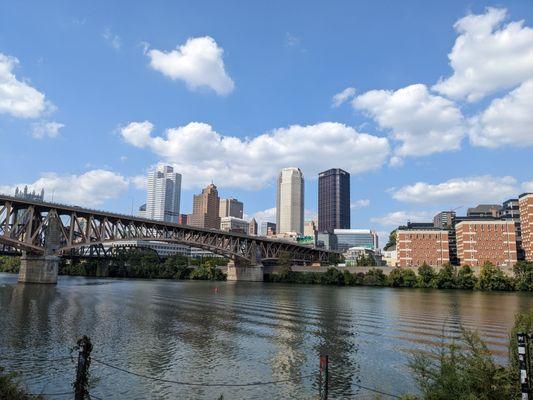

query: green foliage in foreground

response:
[0,256,20,273]
[265,261,532,291]
[0,367,42,400]
[404,310,533,400]
[58,252,227,281]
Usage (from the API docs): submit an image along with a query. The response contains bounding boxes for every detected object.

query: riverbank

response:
[263,262,532,291]
[2,255,531,291]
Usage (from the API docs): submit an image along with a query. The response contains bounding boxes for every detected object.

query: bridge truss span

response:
[0,195,335,265]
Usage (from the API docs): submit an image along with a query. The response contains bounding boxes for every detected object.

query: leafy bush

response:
[432,263,456,289]
[363,268,387,286]
[0,367,41,399]
[408,329,514,400]
[0,256,21,273]
[476,262,514,291]
[456,265,477,290]
[319,268,345,285]
[417,263,435,288]
[190,264,226,281]
[388,268,417,287]
[513,261,533,291]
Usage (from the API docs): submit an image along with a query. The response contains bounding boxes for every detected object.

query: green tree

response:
[0,256,21,273]
[417,263,436,288]
[512,261,533,291]
[190,263,226,281]
[432,263,456,289]
[476,262,513,291]
[388,267,417,287]
[320,268,345,285]
[385,229,397,250]
[456,265,477,290]
[363,268,387,286]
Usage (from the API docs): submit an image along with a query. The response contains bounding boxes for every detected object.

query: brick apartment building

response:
[455,220,517,267]
[519,193,533,261]
[397,229,450,267]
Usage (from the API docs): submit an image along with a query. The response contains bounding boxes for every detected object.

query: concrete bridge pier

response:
[18,213,61,284]
[18,254,59,284]
[226,260,264,282]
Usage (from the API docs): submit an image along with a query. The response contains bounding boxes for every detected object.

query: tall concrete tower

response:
[318,168,350,232]
[276,167,304,234]
[146,165,181,223]
[191,183,221,229]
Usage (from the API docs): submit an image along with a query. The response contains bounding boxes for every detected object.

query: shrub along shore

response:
[266,261,532,291]
[0,254,531,291]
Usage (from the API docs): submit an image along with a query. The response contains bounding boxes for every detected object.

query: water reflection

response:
[0,273,531,399]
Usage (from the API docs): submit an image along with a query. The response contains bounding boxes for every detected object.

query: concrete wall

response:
[226,264,264,281]
[263,264,515,277]
[18,254,59,284]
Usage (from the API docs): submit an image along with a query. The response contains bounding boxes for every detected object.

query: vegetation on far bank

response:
[1,253,531,291]
[267,260,532,291]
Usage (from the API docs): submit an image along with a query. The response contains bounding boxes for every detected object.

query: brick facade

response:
[455,220,517,267]
[398,229,450,267]
[519,193,533,261]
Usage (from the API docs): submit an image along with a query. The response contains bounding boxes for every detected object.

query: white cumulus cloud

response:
[352,84,464,158]
[433,7,533,102]
[31,121,65,139]
[523,182,533,192]
[0,53,50,118]
[332,87,356,107]
[120,121,390,189]
[251,207,277,226]
[0,170,129,207]
[350,199,370,210]
[148,36,234,95]
[371,210,436,227]
[469,80,533,148]
[391,176,518,206]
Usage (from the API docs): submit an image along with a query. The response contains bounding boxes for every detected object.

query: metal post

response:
[518,333,530,399]
[74,336,93,400]
[320,354,329,400]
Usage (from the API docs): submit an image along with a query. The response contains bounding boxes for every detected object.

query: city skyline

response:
[1,2,533,248]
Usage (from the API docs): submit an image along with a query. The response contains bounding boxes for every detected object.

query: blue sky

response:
[1,0,532,244]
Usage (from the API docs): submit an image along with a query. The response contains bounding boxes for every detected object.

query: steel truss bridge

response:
[0,195,334,265]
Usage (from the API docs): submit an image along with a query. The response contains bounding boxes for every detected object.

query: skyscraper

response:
[191,183,221,229]
[276,167,304,234]
[318,168,350,232]
[219,198,244,219]
[145,165,181,223]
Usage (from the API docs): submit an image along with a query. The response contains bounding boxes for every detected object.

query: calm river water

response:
[0,272,531,399]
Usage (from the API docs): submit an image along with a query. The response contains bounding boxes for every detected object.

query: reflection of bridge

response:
[0,195,335,283]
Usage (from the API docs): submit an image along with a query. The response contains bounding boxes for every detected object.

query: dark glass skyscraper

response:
[318,168,350,232]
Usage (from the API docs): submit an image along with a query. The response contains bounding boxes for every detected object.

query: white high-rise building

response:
[276,167,304,234]
[145,165,181,223]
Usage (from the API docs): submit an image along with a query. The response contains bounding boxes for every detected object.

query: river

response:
[0,272,531,399]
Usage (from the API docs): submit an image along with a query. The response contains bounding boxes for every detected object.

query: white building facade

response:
[276,167,304,235]
[146,165,182,223]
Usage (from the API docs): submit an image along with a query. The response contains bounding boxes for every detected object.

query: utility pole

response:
[517,332,531,399]
[320,354,329,400]
[74,336,93,400]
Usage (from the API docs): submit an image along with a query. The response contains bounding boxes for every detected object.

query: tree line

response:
[267,261,532,291]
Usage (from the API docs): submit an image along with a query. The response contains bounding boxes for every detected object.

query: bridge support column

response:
[226,261,264,282]
[18,254,59,284]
